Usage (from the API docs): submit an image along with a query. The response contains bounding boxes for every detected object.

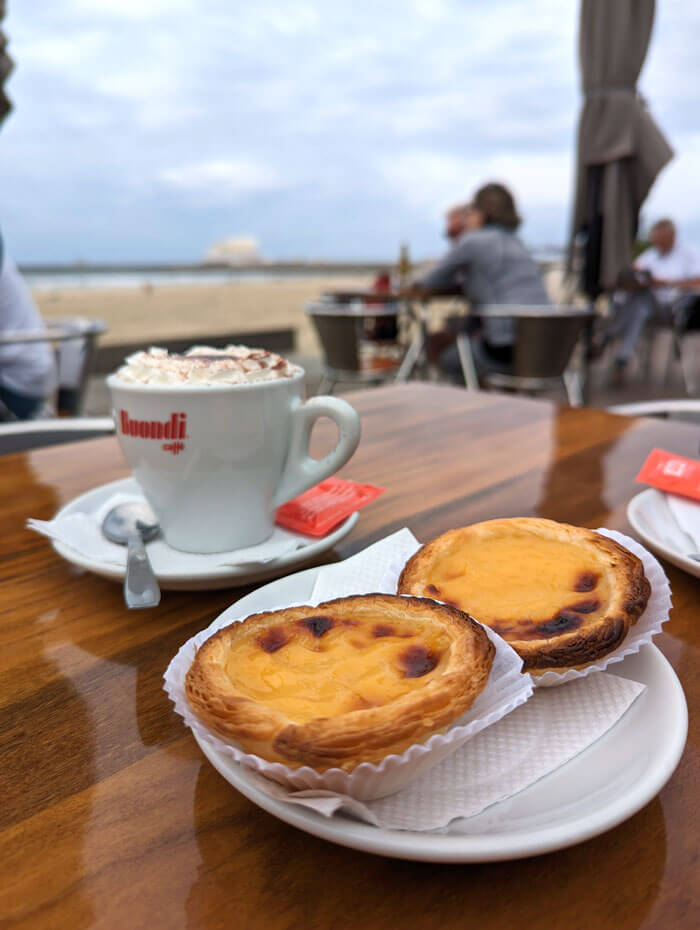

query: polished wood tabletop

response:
[1,385,698,930]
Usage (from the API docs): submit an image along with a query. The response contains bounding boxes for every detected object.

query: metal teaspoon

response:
[102,502,161,609]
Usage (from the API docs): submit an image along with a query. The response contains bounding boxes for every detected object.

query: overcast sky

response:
[1,0,698,263]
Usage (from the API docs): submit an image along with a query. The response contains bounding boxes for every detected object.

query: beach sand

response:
[29,267,692,416]
[33,276,373,355]
[33,265,567,357]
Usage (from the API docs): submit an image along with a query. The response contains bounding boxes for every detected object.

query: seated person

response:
[606,218,700,375]
[0,233,57,419]
[365,269,399,341]
[410,183,550,380]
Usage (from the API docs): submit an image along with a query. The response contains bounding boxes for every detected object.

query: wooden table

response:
[1,385,698,929]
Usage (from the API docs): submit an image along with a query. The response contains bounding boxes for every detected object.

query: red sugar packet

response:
[276,477,385,536]
[636,448,700,502]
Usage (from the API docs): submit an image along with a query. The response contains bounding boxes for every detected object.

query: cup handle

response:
[272,396,361,509]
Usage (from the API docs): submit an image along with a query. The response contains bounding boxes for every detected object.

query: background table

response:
[1,385,697,929]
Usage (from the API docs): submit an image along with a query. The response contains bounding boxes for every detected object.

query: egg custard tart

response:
[185,593,494,771]
[398,518,650,675]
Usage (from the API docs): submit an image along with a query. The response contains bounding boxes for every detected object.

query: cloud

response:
[0,0,698,261]
[159,159,285,201]
[644,132,700,230]
[17,32,107,73]
[67,0,196,22]
[380,149,573,220]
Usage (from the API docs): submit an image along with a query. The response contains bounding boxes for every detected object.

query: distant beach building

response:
[204,237,262,266]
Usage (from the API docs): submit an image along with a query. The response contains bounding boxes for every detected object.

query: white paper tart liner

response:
[164,599,533,801]
[530,528,672,687]
[377,526,671,689]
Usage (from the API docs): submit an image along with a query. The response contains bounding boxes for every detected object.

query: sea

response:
[22,268,366,292]
[22,250,563,292]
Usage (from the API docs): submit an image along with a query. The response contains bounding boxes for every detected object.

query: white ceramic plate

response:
[192,564,687,862]
[627,488,700,580]
[50,477,358,590]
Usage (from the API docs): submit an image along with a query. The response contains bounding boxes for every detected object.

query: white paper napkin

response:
[665,494,700,552]
[309,526,422,601]
[27,492,309,572]
[227,671,645,831]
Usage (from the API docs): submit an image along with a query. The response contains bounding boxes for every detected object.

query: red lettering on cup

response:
[119,410,188,455]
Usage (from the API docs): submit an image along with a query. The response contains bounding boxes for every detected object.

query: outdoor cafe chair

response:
[0,415,115,455]
[666,296,700,395]
[0,317,106,417]
[305,299,404,394]
[603,294,699,396]
[456,305,593,406]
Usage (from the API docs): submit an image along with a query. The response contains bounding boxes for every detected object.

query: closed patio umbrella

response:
[569,0,673,297]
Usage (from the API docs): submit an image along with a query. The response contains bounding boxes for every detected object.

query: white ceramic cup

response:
[107,369,361,553]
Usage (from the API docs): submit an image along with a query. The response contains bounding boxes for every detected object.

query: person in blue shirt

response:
[0,232,56,419]
[412,183,550,379]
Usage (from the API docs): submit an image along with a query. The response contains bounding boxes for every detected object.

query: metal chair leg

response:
[394,301,429,382]
[677,337,698,395]
[642,326,655,381]
[563,370,584,407]
[318,374,335,395]
[456,333,480,390]
[669,298,698,395]
[662,331,677,386]
[394,330,422,382]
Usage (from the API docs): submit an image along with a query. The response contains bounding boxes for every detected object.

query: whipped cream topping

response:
[115,345,300,386]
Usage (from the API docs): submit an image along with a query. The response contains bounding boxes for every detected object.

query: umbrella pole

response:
[581,303,597,405]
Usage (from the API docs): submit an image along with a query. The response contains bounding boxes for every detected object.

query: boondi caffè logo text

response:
[119,410,187,455]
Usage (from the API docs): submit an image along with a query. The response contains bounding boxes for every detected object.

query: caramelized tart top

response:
[223,609,451,723]
[398,518,650,674]
[185,593,494,770]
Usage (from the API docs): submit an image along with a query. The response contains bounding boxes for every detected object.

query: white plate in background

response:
[627,488,700,579]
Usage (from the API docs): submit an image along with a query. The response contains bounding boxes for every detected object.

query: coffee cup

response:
[107,349,361,553]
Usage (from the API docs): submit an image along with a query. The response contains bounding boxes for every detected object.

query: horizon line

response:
[20,251,565,275]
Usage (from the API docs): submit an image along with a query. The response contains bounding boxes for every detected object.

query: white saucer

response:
[627,488,700,580]
[193,563,688,863]
[50,477,358,590]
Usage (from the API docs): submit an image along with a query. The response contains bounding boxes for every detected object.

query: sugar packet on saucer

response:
[276,477,384,536]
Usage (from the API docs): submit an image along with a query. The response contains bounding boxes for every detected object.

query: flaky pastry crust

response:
[398,518,650,675]
[185,594,494,771]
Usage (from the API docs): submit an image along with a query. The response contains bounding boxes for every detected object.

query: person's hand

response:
[619,266,651,290]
